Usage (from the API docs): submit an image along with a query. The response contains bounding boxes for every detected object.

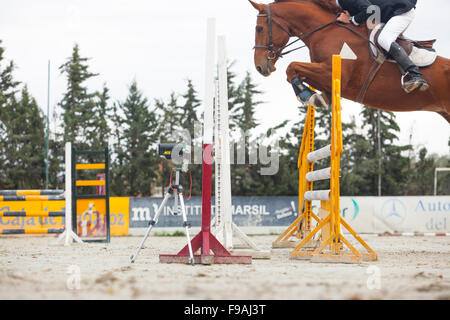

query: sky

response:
[1,0,449,157]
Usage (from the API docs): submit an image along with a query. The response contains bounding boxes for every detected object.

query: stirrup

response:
[400,72,409,90]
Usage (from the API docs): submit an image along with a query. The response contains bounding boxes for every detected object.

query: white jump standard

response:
[210,35,270,259]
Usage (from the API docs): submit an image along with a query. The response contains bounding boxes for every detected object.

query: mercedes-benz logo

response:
[381,199,407,226]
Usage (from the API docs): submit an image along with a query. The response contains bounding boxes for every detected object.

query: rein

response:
[254,4,378,60]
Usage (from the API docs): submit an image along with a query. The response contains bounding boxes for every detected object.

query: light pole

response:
[45,60,50,188]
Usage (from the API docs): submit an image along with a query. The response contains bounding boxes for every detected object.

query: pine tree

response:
[87,84,112,150]
[340,116,371,195]
[114,80,160,196]
[358,107,411,195]
[405,147,436,195]
[228,71,264,195]
[110,100,126,196]
[180,79,201,138]
[58,44,99,147]
[226,61,242,132]
[233,71,262,133]
[0,43,42,189]
[0,87,46,188]
[179,79,202,196]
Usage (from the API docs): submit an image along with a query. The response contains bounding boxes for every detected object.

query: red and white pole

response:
[159,18,251,264]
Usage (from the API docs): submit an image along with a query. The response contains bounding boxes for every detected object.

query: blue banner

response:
[129,196,299,228]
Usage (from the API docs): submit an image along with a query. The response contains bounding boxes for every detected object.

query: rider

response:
[336,0,429,93]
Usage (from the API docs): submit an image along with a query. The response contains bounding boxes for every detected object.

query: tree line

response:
[0,42,448,196]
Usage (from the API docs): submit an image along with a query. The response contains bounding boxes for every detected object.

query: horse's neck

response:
[274,2,336,46]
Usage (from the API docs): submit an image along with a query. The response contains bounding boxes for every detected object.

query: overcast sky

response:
[1,0,449,156]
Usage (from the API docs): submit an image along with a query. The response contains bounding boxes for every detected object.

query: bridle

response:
[253,4,370,60]
[253,4,302,60]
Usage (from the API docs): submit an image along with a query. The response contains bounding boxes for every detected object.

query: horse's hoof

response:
[307,93,328,108]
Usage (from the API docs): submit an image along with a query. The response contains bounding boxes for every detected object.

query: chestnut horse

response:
[250,0,450,123]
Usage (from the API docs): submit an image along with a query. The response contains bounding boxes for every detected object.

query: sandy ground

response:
[0,234,449,300]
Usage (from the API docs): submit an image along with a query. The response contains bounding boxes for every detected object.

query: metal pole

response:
[200,18,216,254]
[434,169,438,196]
[45,60,50,188]
[377,109,381,196]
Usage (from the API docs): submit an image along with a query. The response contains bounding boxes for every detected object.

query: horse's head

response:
[250,1,291,76]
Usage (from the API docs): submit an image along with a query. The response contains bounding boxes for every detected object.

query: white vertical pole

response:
[65,142,72,246]
[203,18,216,145]
[57,142,83,245]
[217,35,233,249]
[214,78,224,241]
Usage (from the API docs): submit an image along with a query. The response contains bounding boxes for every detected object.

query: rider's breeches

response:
[378,9,416,52]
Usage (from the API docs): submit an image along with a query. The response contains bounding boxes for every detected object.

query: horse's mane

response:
[274,0,341,14]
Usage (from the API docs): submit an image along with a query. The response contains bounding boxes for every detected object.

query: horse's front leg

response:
[286,61,332,108]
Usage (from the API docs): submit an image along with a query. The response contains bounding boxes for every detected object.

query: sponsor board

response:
[130,196,450,234]
[4,196,446,235]
[0,197,130,236]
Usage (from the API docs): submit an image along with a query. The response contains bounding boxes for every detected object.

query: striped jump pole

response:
[0,190,64,196]
[0,195,65,201]
[0,228,64,235]
[0,211,65,217]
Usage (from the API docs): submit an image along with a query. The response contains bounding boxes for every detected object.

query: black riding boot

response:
[388,42,429,93]
[291,78,328,108]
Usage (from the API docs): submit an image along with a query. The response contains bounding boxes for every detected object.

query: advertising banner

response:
[0,197,130,236]
[129,196,450,234]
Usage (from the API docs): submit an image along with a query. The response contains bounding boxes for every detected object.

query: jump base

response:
[272,240,298,248]
[290,251,362,264]
[159,254,252,265]
[272,238,317,249]
[229,249,271,259]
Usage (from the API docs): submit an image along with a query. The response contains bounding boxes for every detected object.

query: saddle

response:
[369,23,438,67]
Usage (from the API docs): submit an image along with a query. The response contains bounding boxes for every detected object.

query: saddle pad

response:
[369,24,437,67]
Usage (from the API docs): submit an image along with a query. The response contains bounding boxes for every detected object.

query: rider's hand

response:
[337,11,351,24]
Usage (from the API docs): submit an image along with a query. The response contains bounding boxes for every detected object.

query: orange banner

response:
[0,197,129,236]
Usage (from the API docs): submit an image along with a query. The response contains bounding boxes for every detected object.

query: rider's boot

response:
[291,78,328,108]
[388,42,430,93]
